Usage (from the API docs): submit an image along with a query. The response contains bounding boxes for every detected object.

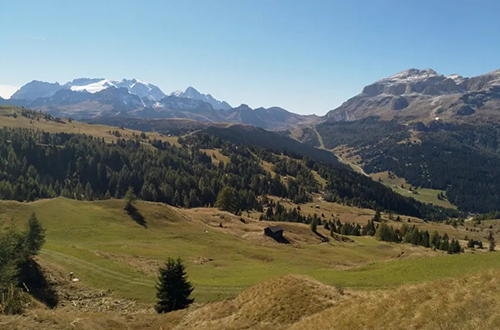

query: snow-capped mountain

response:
[65,78,166,101]
[10,78,166,101]
[3,79,317,129]
[326,68,500,123]
[171,86,232,110]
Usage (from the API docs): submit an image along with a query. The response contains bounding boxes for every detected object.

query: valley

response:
[2,69,500,329]
[3,2,500,328]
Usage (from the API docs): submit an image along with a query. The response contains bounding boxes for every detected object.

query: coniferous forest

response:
[0,126,456,221]
[310,118,500,213]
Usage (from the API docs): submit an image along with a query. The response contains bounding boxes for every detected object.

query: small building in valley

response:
[264,226,284,240]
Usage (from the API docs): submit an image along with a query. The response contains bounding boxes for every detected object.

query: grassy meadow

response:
[1,197,498,305]
[370,171,457,209]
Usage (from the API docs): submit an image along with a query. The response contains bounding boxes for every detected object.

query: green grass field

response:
[1,198,497,305]
[370,171,457,209]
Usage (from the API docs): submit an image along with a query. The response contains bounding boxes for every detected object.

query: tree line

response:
[260,202,463,254]
[0,127,452,220]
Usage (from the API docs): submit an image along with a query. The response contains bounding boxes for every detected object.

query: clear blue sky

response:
[1,0,499,115]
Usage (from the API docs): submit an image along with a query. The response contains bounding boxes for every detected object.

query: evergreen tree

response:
[440,238,450,251]
[310,217,318,233]
[430,231,440,249]
[215,186,238,213]
[467,239,474,248]
[364,220,376,236]
[124,187,136,212]
[155,258,194,313]
[489,232,496,252]
[25,213,45,256]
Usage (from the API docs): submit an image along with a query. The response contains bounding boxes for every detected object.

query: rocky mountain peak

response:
[327,67,500,123]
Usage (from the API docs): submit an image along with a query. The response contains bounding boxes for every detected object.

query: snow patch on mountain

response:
[446,74,465,84]
[66,78,166,101]
[69,79,113,93]
[172,86,232,110]
[377,69,440,84]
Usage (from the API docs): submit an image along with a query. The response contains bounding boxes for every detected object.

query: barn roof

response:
[265,226,284,233]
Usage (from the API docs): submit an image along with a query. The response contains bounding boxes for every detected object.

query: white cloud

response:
[0,85,20,99]
[24,35,47,41]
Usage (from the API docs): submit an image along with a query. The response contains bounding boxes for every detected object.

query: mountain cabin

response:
[264,226,284,240]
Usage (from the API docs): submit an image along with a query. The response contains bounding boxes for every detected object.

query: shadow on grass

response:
[19,259,58,308]
[126,205,147,228]
[270,235,290,244]
[313,231,330,243]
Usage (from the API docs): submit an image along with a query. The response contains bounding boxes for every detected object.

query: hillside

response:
[0,106,453,221]
[0,105,178,145]
[295,115,500,213]
[0,198,462,302]
[288,270,500,330]
[1,198,500,329]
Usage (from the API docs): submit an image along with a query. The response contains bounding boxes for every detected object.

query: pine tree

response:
[215,186,237,213]
[430,231,440,249]
[124,187,136,212]
[104,190,111,200]
[25,213,45,256]
[310,217,318,233]
[467,239,474,248]
[155,258,194,313]
[489,232,496,252]
[265,206,274,219]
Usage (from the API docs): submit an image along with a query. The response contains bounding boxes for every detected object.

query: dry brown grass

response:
[200,148,230,165]
[0,106,178,145]
[288,270,500,330]
[172,274,349,330]
[179,207,333,246]
[0,309,186,330]
[4,270,500,330]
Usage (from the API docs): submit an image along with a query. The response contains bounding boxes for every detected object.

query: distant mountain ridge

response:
[326,68,500,123]
[171,86,232,110]
[3,78,317,129]
[11,78,167,101]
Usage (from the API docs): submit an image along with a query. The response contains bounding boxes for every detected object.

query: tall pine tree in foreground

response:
[155,257,194,313]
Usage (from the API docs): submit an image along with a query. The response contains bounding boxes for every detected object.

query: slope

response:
[0,198,460,304]
[288,270,500,330]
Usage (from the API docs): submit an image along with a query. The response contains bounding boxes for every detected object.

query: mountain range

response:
[325,68,500,123]
[3,68,500,213]
[5,68,500,131]
[2,78,317,129]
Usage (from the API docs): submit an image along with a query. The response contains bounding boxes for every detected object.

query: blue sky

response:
[1,0,499,115]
